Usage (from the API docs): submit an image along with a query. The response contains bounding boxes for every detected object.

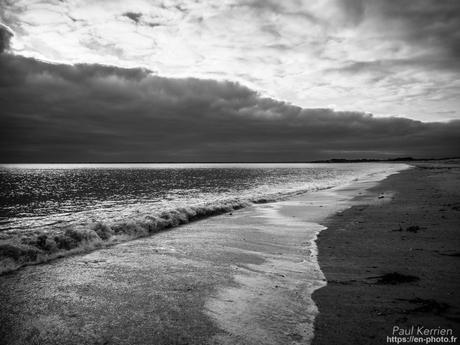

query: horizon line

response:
[1,157,459,165]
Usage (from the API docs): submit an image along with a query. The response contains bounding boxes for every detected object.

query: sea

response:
[0,163,405,273]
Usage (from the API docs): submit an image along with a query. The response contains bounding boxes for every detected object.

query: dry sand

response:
[313,162,460,345]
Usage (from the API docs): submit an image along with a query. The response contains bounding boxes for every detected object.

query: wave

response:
[0,189,316,275]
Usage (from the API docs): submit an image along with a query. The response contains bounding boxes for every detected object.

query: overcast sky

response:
[1,0,459,162]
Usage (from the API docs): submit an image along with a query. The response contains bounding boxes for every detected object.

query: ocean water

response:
[0,163,404,273]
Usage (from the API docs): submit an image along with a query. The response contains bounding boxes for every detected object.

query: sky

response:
[0,0,459,162]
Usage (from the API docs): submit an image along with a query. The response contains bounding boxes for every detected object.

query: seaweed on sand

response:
[373,272,420,285]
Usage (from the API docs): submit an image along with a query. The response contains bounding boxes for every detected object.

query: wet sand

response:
[0,168,401,345]
[313,162,460,345]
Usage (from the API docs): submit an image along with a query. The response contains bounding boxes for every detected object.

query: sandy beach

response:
[0,163,458,344]
[313,161,460,344]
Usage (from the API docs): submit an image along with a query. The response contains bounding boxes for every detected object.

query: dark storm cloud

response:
[0,24,13,53]
[0,54,459,163]
[122,12,142,24]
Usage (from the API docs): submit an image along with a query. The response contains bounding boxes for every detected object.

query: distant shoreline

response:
[1,157,458,165]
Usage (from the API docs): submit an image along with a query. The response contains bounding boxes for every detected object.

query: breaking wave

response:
[0,190,312,275]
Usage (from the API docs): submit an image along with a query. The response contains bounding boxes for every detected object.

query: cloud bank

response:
[1,53,458,163]
[1,0,460,122]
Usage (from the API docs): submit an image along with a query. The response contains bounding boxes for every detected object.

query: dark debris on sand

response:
[392,225,422,233]
[406,225,421,233]
[374,272,420,285]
